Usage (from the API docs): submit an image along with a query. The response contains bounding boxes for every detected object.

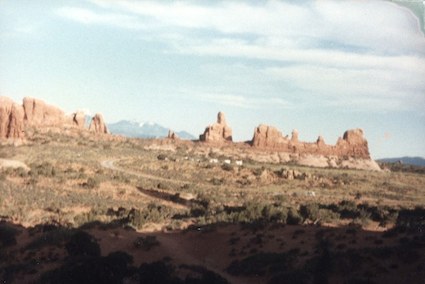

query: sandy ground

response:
[0,158,29,171]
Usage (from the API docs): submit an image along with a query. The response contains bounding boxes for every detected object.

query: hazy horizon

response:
[1,0,424,159]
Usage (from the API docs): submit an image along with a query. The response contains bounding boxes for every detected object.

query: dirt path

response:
[101,159,189,210]
[101,159,191,186]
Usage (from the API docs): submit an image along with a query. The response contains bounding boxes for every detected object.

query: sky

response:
[0,0,424,159]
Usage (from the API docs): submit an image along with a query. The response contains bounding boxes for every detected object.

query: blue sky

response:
[1,0,424,159]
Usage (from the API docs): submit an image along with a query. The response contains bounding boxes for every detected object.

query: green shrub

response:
[300,203,320,221]
[287,208,303,225]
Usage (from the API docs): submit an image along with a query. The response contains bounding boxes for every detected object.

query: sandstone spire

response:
[199,112,233,143]
[89,113,109,134]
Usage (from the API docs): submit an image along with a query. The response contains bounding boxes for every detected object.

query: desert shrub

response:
[73,208,108,227]
[252,167,266,176]
[300,203,320,221]
[287,208,303,225]
[133,236,160,251]
[355,208,372,226]
[317,209,340,223]
[211,177,224,186]
[394,207,425,233]
[221,163,233,171]
[337,200,358,218]
[30,162,56,177]
[83,177,100,189]
[190,205,207,218]
[0,223,20,248]
[260,204,288,223]
[65,231,100,257]
[157,154,168,161]
[128,204,172,229]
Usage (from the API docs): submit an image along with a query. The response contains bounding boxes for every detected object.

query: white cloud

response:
[56,7,144,30]
[197,93,291,109]
[58,0,425,113]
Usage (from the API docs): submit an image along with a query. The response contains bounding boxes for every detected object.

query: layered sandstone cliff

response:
[199,112,233,143]
[251,124,370,159]
[0,97,108,139]
[0,97,25,139]
[22,97,66,126]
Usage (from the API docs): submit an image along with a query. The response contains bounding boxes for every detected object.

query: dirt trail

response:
[101,159,189,210]
[101,159,191,186]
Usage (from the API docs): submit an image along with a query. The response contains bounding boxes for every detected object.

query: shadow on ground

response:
[1,208,424,284]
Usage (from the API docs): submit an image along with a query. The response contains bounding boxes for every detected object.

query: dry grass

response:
[1,131,425,283]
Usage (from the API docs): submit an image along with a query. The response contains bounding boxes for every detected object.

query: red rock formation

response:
[291,129,299,144]
[252,124,289,148]
[89,113,109,134]
[336,129,370,159]
[1,97,109,139]
[316,135,325,148]
[251,124,370,159]
[23,97,65,126]
[199,112,233,143]
[0,97,25,139]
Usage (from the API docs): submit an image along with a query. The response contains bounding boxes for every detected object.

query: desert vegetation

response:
[1,130,425,283]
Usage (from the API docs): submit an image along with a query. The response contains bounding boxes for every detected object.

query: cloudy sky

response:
[1,0,424,159]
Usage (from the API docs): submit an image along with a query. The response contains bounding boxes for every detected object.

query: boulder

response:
[89,113,109,134]
[199,112,232,143]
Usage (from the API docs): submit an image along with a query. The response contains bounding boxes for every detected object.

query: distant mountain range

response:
[107,120,196,140]
[377,157,425,167]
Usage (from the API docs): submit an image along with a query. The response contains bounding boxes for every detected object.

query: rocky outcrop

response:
[23,97,65,126]
[89,113,109,134]
[251,124,370,159]
[0,96,109,139]
[336,129,370,158]
[252,125,288,148]
[0,97,25,139]
[199,112,233,143]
